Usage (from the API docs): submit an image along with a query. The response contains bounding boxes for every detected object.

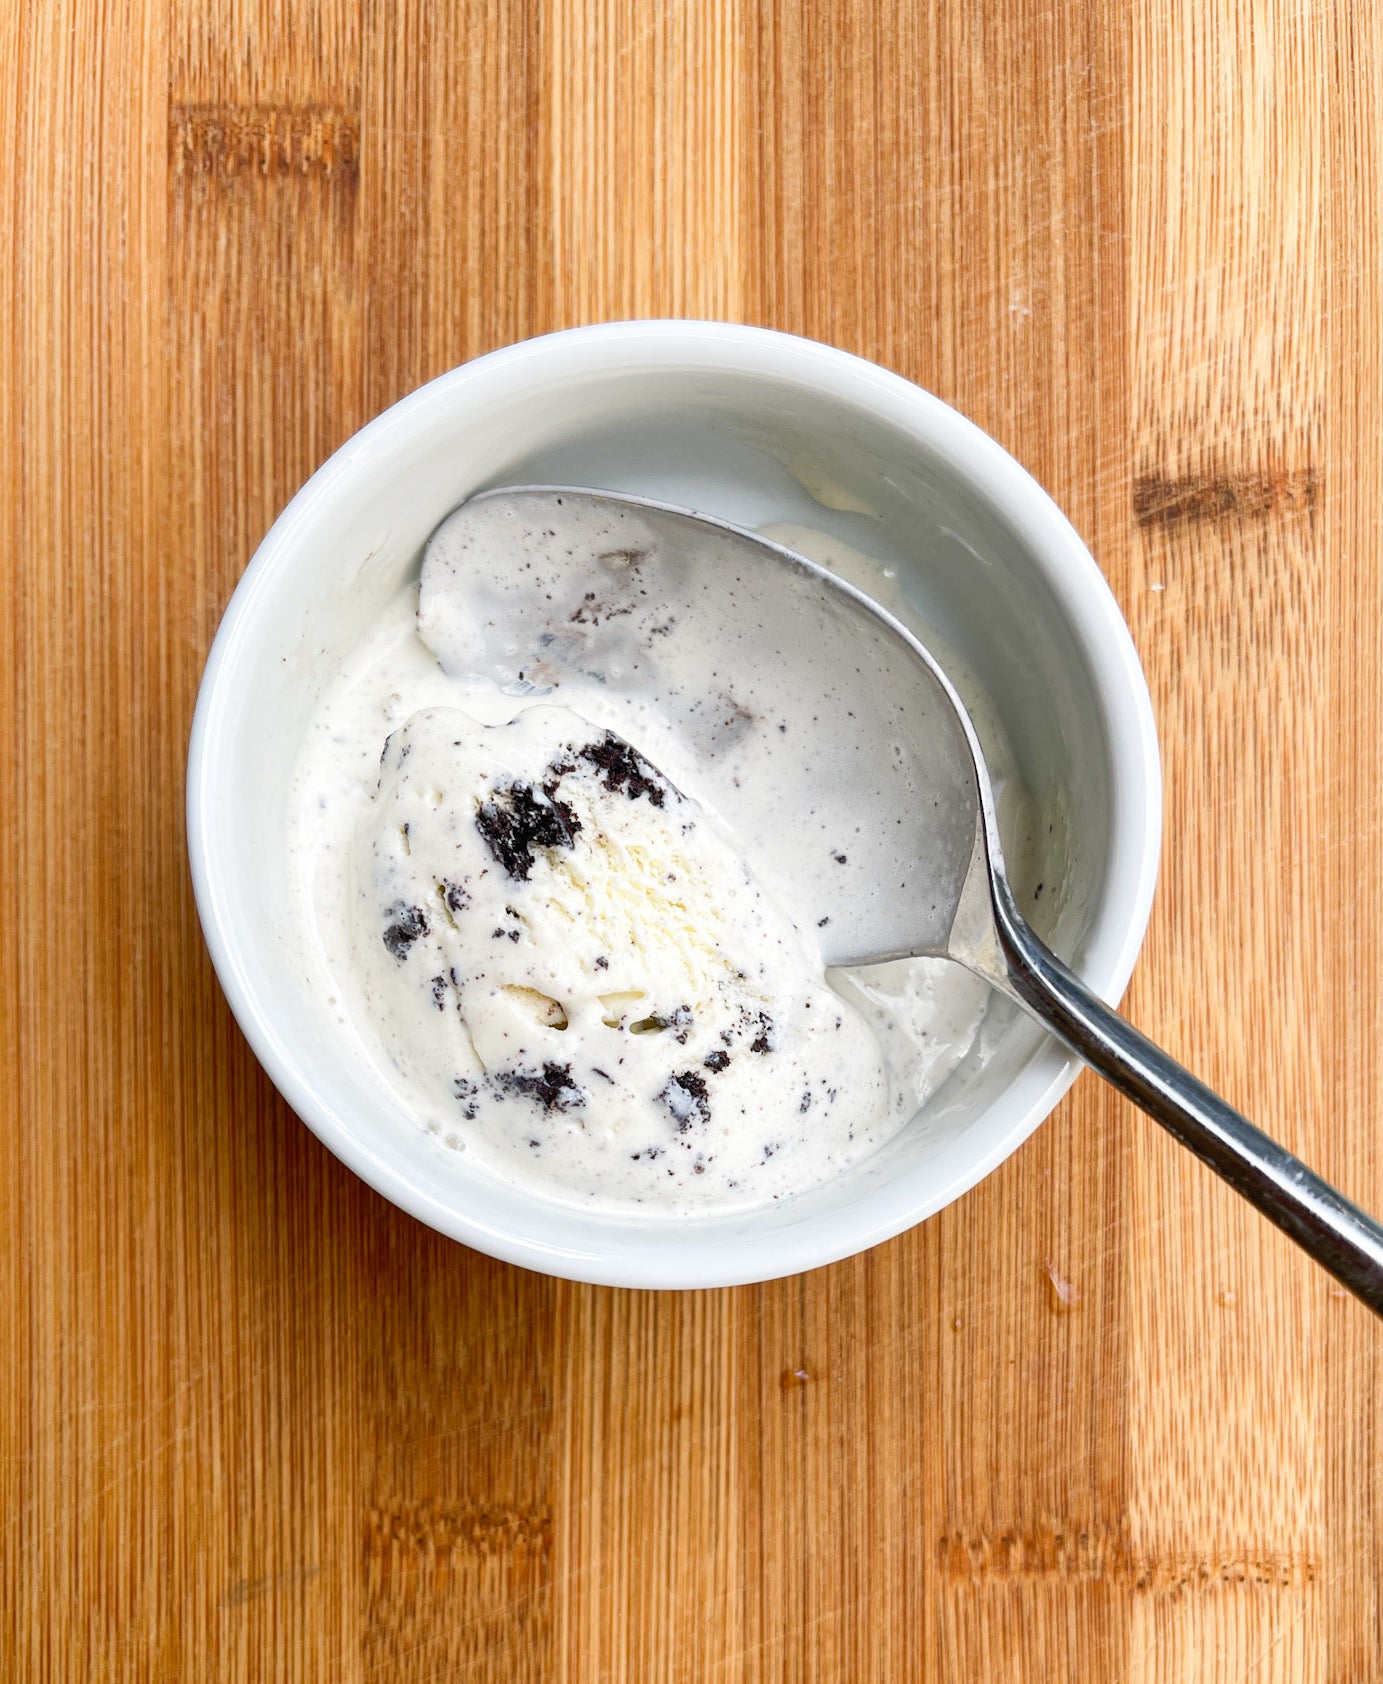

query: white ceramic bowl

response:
[188,321,1160,1288]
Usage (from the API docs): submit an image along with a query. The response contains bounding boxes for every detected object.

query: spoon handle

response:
[982,893,1383,1318]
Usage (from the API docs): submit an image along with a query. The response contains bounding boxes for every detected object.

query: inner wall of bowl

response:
[209,345,1120,1261]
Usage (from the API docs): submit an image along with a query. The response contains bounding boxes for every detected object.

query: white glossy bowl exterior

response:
[188,321,1160,1288]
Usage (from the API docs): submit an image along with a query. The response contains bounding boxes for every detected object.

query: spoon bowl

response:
[436,484,992,966]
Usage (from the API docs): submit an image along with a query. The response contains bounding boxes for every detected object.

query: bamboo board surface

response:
[3,2,1382,1678]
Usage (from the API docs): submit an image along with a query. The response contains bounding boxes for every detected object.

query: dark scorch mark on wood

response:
[364,1500,552,1564]
[169,104,361,179]
[936,1520,1317,1590]
[1133,469,1318,529]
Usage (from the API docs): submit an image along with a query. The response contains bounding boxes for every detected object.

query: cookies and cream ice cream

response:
[348,703,888,1203]
[288,496,1030,1213]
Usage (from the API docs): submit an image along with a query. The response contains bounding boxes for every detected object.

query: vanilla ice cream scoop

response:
[348,704,891,1206]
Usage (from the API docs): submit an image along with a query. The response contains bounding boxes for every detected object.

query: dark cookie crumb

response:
[382,903,429,961]
[501,1061,586,1113]
[749,1012,775,1055]
[799,1092,812,1113]
[452,1077,480,1120]
[441,879,469,914]
[661,1070,711,1130]
[430,974,448,1011]
[703,1049,730,1073]
[578,733,669,807]
[380,730,414,770]
[475,780,582,879]
[594,955,609,970]
[834,852,848,865]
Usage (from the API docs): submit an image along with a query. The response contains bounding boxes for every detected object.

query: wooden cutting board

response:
[4,1,1381,1677]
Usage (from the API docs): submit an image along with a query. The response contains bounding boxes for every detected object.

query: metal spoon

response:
[453,485,1383,1315]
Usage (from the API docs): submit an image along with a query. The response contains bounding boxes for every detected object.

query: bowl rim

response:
[187,319,1162,1287]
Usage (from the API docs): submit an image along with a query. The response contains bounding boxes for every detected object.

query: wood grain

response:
[3,1,1381,1677]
